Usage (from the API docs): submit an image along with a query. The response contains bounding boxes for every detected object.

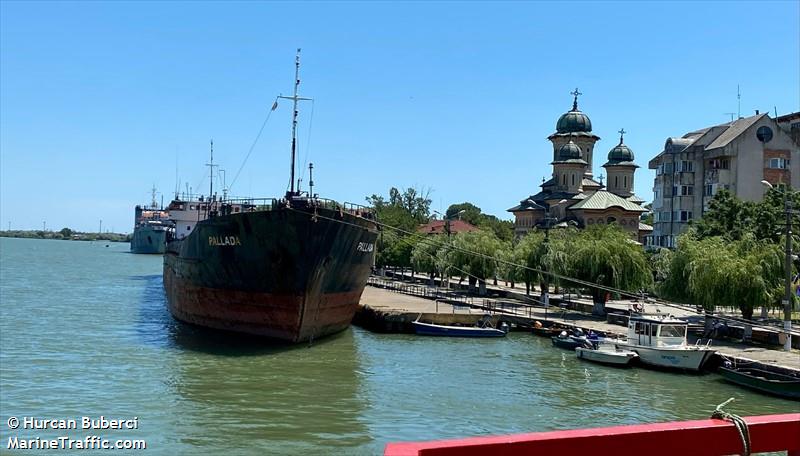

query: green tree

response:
[563,225,652,315]
[451,230,503,295]
[59,227,74,238]
[411,235,446,285]
[660,231,784,319]
[445,202,514,241]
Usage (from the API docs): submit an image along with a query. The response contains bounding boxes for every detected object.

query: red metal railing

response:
[384,413,800,456]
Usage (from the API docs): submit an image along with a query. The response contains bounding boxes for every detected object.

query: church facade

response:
[508,90,652,243]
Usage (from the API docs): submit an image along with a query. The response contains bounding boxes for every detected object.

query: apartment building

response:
[648,112,800,248]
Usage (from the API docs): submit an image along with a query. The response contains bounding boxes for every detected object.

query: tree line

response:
[367,186,798,320]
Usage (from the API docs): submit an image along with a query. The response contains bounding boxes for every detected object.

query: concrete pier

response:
[356,279,800,373]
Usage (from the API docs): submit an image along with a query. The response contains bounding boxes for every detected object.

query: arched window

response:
[607,217,617,224]
[615,176,619,188]
[572,173,575,185]
[562,174,566,185]
[624,176,628,188]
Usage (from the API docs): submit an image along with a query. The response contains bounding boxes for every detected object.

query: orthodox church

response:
[508,89,652,243]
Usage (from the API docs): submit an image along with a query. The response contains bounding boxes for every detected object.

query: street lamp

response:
[761,179,794,351]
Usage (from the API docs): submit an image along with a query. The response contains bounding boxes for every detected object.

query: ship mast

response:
[279,48,312,196]
[150,185,158,208]
[206,139,217,201]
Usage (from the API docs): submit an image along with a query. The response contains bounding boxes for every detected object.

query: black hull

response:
[163,204,378,342]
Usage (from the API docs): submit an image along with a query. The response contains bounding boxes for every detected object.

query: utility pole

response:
[99,220,103,235]
[783,191,793,351]
[762,179,794,351]
[43,221,46,232]
[543,204,551,320]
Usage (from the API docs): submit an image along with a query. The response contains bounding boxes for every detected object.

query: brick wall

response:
[763,149,791,184]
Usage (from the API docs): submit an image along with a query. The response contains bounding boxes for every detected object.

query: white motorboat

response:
[575,346,638,366]
[614,313,715,371]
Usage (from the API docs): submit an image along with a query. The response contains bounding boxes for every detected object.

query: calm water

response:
[0,237,797,454]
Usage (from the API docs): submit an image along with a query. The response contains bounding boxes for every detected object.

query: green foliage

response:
[411,235,446,276]
[367,186,432,268]
[451,230,504,294]
[659,231,784,318]
[562,225,652,309]
[445,202,514,241]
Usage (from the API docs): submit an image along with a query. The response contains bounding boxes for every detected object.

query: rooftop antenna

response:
[220,169,227,201]
[774,106,778,118]
[278,48,312,197]
[737,84,741,119]
[724,112,736,122]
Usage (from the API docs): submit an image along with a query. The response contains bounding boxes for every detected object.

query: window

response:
[680,185,694,196]
[562,174,566,185]
[572,173,576,185]
[660,211,672,222]
[659,325,686,338]
[709,158,730,170]
[679,160,694,172]
[704,184,714,196]
[607,216,617,224]
[624,176,628,188]
[768,158,789,169]
[654,189,661,200]
[663,163,674,174]
[234,207,240,213]
[186,225,191,231]
[635,322,647,335]
[673,210,693,222]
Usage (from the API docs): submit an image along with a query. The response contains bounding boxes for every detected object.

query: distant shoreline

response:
[0,230,130,243]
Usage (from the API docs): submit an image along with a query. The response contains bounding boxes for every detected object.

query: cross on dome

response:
[618,128,626,144]
[570,88,582,110]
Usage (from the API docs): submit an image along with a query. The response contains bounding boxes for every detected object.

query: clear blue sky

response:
[1,1,798,233]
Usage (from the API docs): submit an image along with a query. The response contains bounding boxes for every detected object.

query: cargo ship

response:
[131,187,172,254]
[163,50,379,343]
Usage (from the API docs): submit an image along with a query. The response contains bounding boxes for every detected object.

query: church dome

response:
[607,143,634,163]
[557,140,583,160]
[556,109,593,133]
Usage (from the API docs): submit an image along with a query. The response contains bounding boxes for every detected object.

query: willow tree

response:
[411,235,446,286]
[451,230,504,295]
[662,231,784,319]
[563,224,652,315]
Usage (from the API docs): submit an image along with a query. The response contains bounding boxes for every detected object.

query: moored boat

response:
[131,187,172,254]
[163,50,379,343]
[614,313,715,372]
[551,331,592,350]
[575,346,638,366]
[718,365,800,400]
[412,315,509,338]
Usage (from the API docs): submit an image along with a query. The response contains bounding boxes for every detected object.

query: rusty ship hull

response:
[163,202,378,342]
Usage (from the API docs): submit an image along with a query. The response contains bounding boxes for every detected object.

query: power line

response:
[287,206,800,336]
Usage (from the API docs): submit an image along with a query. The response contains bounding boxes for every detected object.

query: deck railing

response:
[384,413,800,456]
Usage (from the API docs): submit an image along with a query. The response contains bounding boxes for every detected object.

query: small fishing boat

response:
[614,313,715,371]
[412,315,509,338]
[551,331,592,350]
[718,365,800,400]
[576,346,638,366]
[531,326,563,337]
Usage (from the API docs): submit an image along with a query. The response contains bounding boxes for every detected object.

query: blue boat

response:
[412,315,509,338]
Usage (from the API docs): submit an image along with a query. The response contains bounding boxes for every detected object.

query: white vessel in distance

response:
[615,313,716,371]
